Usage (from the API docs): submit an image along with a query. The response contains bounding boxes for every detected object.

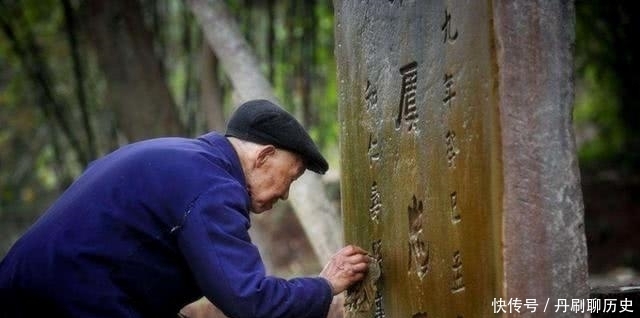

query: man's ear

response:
[255,145,276,167]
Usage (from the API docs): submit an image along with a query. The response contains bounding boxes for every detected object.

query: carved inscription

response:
[443,73,456,107]
[450,191,461,223]
[368,133,381,164]
[441,9,459,44]
[369,182,382,223]
[345,247,382,312]
[445,130,459,168]
[371,240,385,318]
[395,61,418,131]
[407,195,429,279]
[373,290,386,318]
[364,79,381,166]
[371,239,382,260]
[443,15,463,312]
[451,250,465,293]
[365,80,378,110]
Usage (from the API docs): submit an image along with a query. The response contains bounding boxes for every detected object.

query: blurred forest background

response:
[0,0,638,287]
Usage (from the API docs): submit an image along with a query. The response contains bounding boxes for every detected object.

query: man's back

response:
[0,133,246,317]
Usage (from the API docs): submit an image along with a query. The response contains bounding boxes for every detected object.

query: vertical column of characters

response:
[442,7,466,314]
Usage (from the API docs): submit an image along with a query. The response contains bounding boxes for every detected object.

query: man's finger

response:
[340,245,368,256]
[344,253,370,265]
[350,262,369,273]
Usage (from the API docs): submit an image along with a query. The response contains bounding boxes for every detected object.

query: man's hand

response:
[319,245,370,295]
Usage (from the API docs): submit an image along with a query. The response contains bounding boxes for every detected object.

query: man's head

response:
[225,99,328,213]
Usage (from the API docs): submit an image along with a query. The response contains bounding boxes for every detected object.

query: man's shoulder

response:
[97,133,234,172]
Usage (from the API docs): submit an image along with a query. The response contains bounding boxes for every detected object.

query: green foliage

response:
[3,0,636,215]
[574,0,640,172]
[0,0,341,221]
[227,0,339,153]
[573,66,625,167]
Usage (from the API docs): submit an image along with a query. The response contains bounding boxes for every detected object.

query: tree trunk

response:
[61,0,97,160]
[289,172,343,265]
[200,45,226,131]
[0,1,88,172]
[186,0,277,104]
[186,0,342,265]
[85,0,184,142]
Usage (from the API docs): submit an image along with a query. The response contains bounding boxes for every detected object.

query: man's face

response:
[246,147,305,213]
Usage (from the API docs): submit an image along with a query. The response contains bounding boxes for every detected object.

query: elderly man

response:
[0,99,370,317]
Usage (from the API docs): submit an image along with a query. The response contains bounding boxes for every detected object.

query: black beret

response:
[225,99,329,174]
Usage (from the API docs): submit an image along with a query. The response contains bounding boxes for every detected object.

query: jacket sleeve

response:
[176,181,333,318]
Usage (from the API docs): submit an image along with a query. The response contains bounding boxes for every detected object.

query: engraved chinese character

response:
[442,9,459,44]
[396,61,418,131]
[345,251,381,313]
[451,250,465,293]
[445,130,460,168]
[451,191,461,223]
[365,80,378,111]
[374,290,386,318]
[372,240,382,260]
[368,133,381,164]
[443,73,456,106]
[369,182,382,223]
[408,195,429,279]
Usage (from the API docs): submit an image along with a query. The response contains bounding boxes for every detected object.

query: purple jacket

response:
[0,132,332,317]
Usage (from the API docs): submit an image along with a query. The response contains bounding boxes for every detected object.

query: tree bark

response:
[0,1,88,170]
[85,0,184,142]
[289,172,343,265]
[186,0,277,104]
[61,0,96,160]
[200,45,226,131]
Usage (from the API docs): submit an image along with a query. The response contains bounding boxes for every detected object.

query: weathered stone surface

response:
[494,1,590,311]
[335,0,588,317]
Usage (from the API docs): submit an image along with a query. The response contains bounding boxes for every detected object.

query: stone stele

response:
[335,0,588,317]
